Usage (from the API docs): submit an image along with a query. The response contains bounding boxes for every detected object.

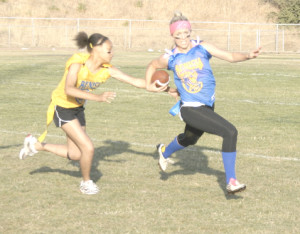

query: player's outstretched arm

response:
[109,66,146,89]
[201,41,262,63]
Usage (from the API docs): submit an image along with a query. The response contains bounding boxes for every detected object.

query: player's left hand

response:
[148,82,169,92]
[249,47,262,59]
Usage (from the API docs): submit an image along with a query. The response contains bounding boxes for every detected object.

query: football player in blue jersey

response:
[146,11,261,194]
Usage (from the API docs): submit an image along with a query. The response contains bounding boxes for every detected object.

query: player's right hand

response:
[97,92,116,103]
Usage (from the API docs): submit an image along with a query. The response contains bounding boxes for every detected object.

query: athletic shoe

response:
[157,144,174,172]
[80,180,100,195]
[226,178,246,194]
[19,134,38,160]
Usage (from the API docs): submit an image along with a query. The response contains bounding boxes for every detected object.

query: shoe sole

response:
[158,162,166,172]
[80,190,99,195]
[20,134,33,160]
[157,144,167,172]
[19,148,26,160]
[80,188,100,195]
[19,134,33,160]
[227,185,246,194]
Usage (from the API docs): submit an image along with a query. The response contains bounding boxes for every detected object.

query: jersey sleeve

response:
[65,53,90,70]
[199,44,212,60]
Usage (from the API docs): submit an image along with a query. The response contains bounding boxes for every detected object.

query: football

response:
[151,70,170,87]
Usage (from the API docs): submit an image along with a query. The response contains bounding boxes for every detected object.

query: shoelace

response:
[166,158,175,164]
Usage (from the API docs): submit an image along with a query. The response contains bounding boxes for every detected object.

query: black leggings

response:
[178,105,238,152]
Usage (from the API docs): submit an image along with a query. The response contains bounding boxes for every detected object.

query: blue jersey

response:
[167,42,215,107]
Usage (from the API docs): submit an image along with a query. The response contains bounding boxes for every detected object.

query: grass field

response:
[0,49,299,233]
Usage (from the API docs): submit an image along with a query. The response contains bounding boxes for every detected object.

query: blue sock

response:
[222,152,237,184]
[162,137,185,158]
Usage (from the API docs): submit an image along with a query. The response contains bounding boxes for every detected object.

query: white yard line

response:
[2,129,299,162]
[237,99,300,106]
[215,71,299,78]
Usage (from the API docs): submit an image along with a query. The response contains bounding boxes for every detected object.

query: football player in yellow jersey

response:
[19,32,164,195]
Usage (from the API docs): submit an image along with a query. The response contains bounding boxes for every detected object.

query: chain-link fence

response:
[0,17,299,52]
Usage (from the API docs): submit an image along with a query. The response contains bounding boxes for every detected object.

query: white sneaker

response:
[80,180,99,195]
[226,178,246,194]
[157,144,174,172]
[19,134,38,160]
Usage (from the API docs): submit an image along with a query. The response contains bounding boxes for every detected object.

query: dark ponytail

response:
[74,31,109,52]
[74,31,89,49]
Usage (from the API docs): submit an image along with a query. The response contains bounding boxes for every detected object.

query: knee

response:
[225,126,238,140]
[231,126,238,139]
[69,143,94,160]
[83,143,94,156]
[178,133,199,147]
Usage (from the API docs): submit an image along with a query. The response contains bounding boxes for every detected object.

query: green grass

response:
[0,50,299,233]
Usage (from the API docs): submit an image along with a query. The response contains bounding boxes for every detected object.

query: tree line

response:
[262,0,300,23]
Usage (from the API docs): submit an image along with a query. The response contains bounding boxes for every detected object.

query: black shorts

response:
[53,105,86,127]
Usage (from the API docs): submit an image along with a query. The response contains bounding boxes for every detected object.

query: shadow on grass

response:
[158,146,245,200]
[29,140,244,199]
[0,144,22,149]
[30,139,156,183]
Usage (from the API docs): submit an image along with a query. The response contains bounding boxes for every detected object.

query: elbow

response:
[228,55,236,63]
[64,86,72,96]
[228,58,238,63]
[145,64,156,91]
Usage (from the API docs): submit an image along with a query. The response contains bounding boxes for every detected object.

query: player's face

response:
[173,28,191,49]
[96,40,113,63]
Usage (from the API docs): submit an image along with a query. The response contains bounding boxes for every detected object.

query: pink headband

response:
[170,21,191,35]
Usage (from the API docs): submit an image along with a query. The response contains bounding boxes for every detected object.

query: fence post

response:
[124,27,127,49]
[227,22,231,51]
[282,28,285,52]
[239,31,242,51]
[8,25,11,47]
[128,19,132,49]
[256,29,261,48]
[31,18,35,47]
[275,24,279,53]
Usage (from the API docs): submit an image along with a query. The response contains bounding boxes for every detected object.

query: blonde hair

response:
[170,11,189,25]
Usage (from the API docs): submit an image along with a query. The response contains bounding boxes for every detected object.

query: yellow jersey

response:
[52,53,111,108]
[38,53,111,142]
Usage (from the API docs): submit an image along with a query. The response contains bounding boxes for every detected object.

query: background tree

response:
[262,0,300,23]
